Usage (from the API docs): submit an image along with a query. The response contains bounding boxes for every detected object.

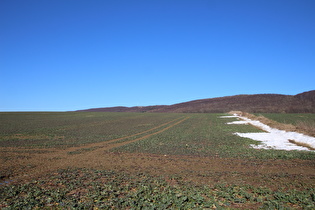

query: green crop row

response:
[1,168,314,209]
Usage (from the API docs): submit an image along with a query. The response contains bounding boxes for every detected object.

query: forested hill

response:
[76,90,315,113]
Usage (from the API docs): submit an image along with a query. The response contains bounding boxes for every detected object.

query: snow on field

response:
[221,114,315,151]
[227,121,248,125]
[219,115,238,118]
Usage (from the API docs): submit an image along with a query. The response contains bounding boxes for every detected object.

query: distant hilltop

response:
[76,90,315,113]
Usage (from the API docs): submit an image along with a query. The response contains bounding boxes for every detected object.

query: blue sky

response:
[1,0,314,111]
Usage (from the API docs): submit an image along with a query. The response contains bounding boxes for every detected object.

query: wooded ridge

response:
[76,90,315,113]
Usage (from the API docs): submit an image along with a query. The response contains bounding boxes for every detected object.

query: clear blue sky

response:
[1,0,314,111]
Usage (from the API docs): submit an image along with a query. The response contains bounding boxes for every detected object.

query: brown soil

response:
[1,116,315,190]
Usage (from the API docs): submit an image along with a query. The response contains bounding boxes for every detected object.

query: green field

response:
[256,113,315,126]
[1,112,313,159]
[1,112,315,209]
[0,112,184,148]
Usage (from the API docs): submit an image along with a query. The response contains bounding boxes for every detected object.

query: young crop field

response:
[1,112,315,209]
[256,113,315,126]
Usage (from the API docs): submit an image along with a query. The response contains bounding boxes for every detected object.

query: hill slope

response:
[77,90,315,113]
[78,105,166,112]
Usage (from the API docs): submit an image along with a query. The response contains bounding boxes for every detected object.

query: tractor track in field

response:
[1,115,315,192]
[82,116,188,150]
[66,116,189,153]
[0,117,189,182]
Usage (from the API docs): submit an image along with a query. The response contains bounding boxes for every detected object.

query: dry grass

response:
[296,121,315,137]
[288,139,315,150]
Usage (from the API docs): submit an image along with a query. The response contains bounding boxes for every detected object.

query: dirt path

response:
[0,117,189,182]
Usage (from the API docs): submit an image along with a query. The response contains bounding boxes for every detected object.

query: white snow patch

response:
[221,114,315,151]
[227,121,249,125]
[219,115,238,118]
